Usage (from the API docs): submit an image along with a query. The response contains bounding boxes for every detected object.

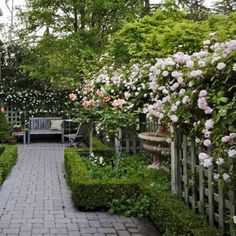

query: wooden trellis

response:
[171,130,236,235]
[4,104,22,125]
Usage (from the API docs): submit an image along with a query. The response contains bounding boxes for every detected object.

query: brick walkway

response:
[0,143,160,236]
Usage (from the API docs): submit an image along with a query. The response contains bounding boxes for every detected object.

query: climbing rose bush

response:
[142,36,236,181]
[74,35,236,182]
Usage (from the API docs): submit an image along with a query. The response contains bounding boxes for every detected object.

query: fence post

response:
[115,128,122,156]
[171,127,181,197]
[208,166,214,225]
[190,140,196,212]
[89,123,93,156]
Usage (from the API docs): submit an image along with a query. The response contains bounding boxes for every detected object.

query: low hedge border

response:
[146,188,222,236]
[0,145,18,185]
[64,146,220,235]
[64,149,139,210]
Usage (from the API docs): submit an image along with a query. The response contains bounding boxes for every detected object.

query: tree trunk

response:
[144,0,150,14]
[79,0,86,29]
[73,3,78,32]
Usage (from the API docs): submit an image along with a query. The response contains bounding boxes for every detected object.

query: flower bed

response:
[0,145,18,185]
[64,142,220,235]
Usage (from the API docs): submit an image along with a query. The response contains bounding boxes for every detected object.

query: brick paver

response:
[0,143,160,236]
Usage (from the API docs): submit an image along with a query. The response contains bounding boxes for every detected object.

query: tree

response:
[213,0,236,15]
[177,0,209,20]
[19,0,146,40]
[17,0,149,87]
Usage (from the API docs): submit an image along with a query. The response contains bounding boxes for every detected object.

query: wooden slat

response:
[199,163,205,214]
[218,180,224,229]
[190,140,196,212]
[125,136,130,153]
[208,166,214,225]
[132,136,137,154]
[182,135,188,203]
[171,128,182,197]
[229,185,236,236]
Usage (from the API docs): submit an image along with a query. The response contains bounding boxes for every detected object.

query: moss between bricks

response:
[0,145,18,185]
[64,144,221,236]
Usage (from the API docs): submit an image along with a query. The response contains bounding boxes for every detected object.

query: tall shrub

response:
[0,111,10,143]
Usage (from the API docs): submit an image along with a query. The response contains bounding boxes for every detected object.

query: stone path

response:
[0,143,160,236]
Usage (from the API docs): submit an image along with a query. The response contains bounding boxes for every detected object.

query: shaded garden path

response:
[0,143,160,236]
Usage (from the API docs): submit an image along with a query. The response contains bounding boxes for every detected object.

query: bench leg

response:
[62,134,64,143]
[28,133,30,144]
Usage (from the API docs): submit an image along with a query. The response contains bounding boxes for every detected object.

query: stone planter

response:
[138,130,171,168]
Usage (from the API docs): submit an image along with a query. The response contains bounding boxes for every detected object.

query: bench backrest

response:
[29,117,62,130]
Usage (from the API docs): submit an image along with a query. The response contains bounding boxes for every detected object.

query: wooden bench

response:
[28,117,64,144]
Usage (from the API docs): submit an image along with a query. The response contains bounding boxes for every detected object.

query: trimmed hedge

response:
[147,188,222,236]
[64,149,139,210]
[64,145,220,235]
[0,145,18,185]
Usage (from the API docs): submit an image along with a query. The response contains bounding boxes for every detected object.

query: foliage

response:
[21,34,98,88]
[0,145,17,185]
[148,188,222,236]
[142,37,236,182]
[64,148,140,210]
[17,0,149,87]
[64,147,220,235]
[20,0,146,36]
[111,11,236,64]
[213,0,236,15]
[0,43,78,117]
[0,112,11,143]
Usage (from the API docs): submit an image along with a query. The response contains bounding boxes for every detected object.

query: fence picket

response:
[190,140,196,212]
[218,180,224,229]
[229,185,236,236]
[208,166,214,225]
[182,135,188,203]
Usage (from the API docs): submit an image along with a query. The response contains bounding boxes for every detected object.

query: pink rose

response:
[203,139,211,147]
[112,99,125,108]
[199,90,207,97]
[69,93,77,101]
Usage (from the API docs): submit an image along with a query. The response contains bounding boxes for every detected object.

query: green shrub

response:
[147,188,222,236]
[64,149,140,210]
[64,147,220,235]
[0,113,11,143]
[0,145,17,184]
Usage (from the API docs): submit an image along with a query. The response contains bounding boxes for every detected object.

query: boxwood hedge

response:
[0,145,17,185]
[64,143,221,236]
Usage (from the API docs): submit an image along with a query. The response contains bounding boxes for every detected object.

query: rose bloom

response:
[0,107,4,113]
[87,100,95,106]
[68,93,77,101]
[203,139,211,147]
[96,90,104,97]
[103,96,111,103]
[199,90,207,97]
[195,138,200,143]
[222,136,231,143]
[84,87,92,94]
[112,99,125,108]
[82,101,88,107]
[223,173,230,182]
